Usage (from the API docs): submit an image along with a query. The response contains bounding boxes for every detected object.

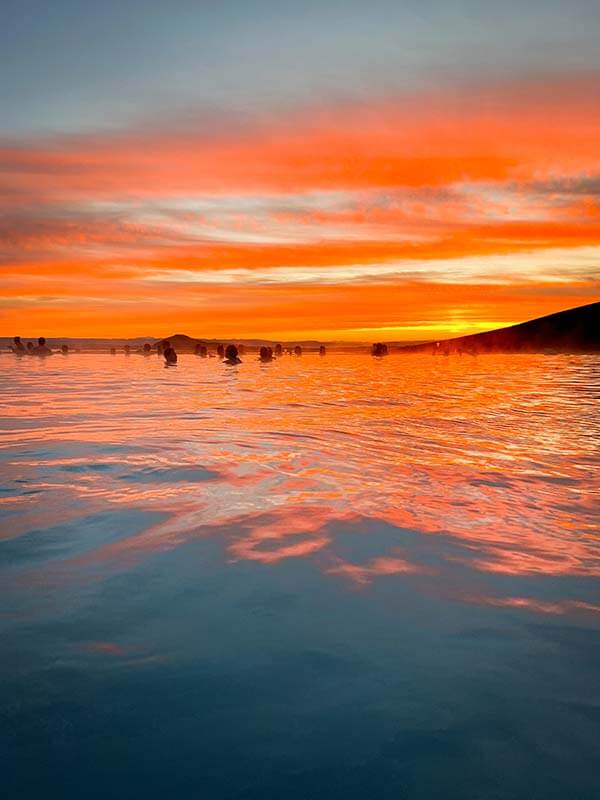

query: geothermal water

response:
[1,352,599,798]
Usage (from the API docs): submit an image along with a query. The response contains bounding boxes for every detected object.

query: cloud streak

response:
[1,74,599,338]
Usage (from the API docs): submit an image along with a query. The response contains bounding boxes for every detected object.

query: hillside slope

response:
[397,301,600,354]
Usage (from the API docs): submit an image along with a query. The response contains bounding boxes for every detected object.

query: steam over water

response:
[1,353,599,798]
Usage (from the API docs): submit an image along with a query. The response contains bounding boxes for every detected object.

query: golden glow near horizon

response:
[1,77,600,340]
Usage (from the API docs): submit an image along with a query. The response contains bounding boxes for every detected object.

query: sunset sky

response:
[2,1,599,340]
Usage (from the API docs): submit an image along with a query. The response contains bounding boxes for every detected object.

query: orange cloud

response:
[1,73,600,338]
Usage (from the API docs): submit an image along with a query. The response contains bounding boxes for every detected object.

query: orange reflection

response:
[327,556,435,585]
[2,353,599,617]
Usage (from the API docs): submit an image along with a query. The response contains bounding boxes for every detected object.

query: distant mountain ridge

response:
[397,301,600,354]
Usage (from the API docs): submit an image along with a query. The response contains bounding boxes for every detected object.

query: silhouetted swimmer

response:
[162,340,177,365]
[274,343,282,357]
[294,345,302,356]
[60,344,69,355]
[371,342,388,357]
[110,347,116,355]
[259,346,273,362]
[11,336,26,355]
[224,344,241,365]
[319,345,326,356]
[216,344,225,359]
[33,337,53,356]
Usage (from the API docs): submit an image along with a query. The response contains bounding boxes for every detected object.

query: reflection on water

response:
[1,353,599,798]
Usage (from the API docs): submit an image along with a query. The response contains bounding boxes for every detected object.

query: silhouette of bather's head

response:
[162,340,177,364]
[371,342,388,357]
[33,336,52,356]
[12,336,25,354]
[224,344,242,365]
[259,346,273,362]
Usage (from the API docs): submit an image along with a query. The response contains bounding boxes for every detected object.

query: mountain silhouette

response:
[397,301,600,354]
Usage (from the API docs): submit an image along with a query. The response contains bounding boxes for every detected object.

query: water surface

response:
[1,352,599,798]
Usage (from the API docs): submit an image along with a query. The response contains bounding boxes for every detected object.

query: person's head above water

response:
[259,346,272,362]
[224,344,241,364]
[372,342,388,357]
[33,336,52,356]
[163,341,177,363]
[12,335,25,353]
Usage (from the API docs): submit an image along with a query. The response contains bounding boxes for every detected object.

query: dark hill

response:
[397,301,600,354]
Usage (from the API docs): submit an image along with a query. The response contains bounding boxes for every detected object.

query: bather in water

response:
[33,337,53,356]
[162,340,177,365]
[11,336,26,355]
[223,344,242,365]
[259,346,273,362]
[371,342,388,357]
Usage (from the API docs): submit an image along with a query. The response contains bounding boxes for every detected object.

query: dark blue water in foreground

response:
[1,353,599,798]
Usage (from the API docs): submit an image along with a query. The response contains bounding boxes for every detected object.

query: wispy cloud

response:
[1,74,599,337]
